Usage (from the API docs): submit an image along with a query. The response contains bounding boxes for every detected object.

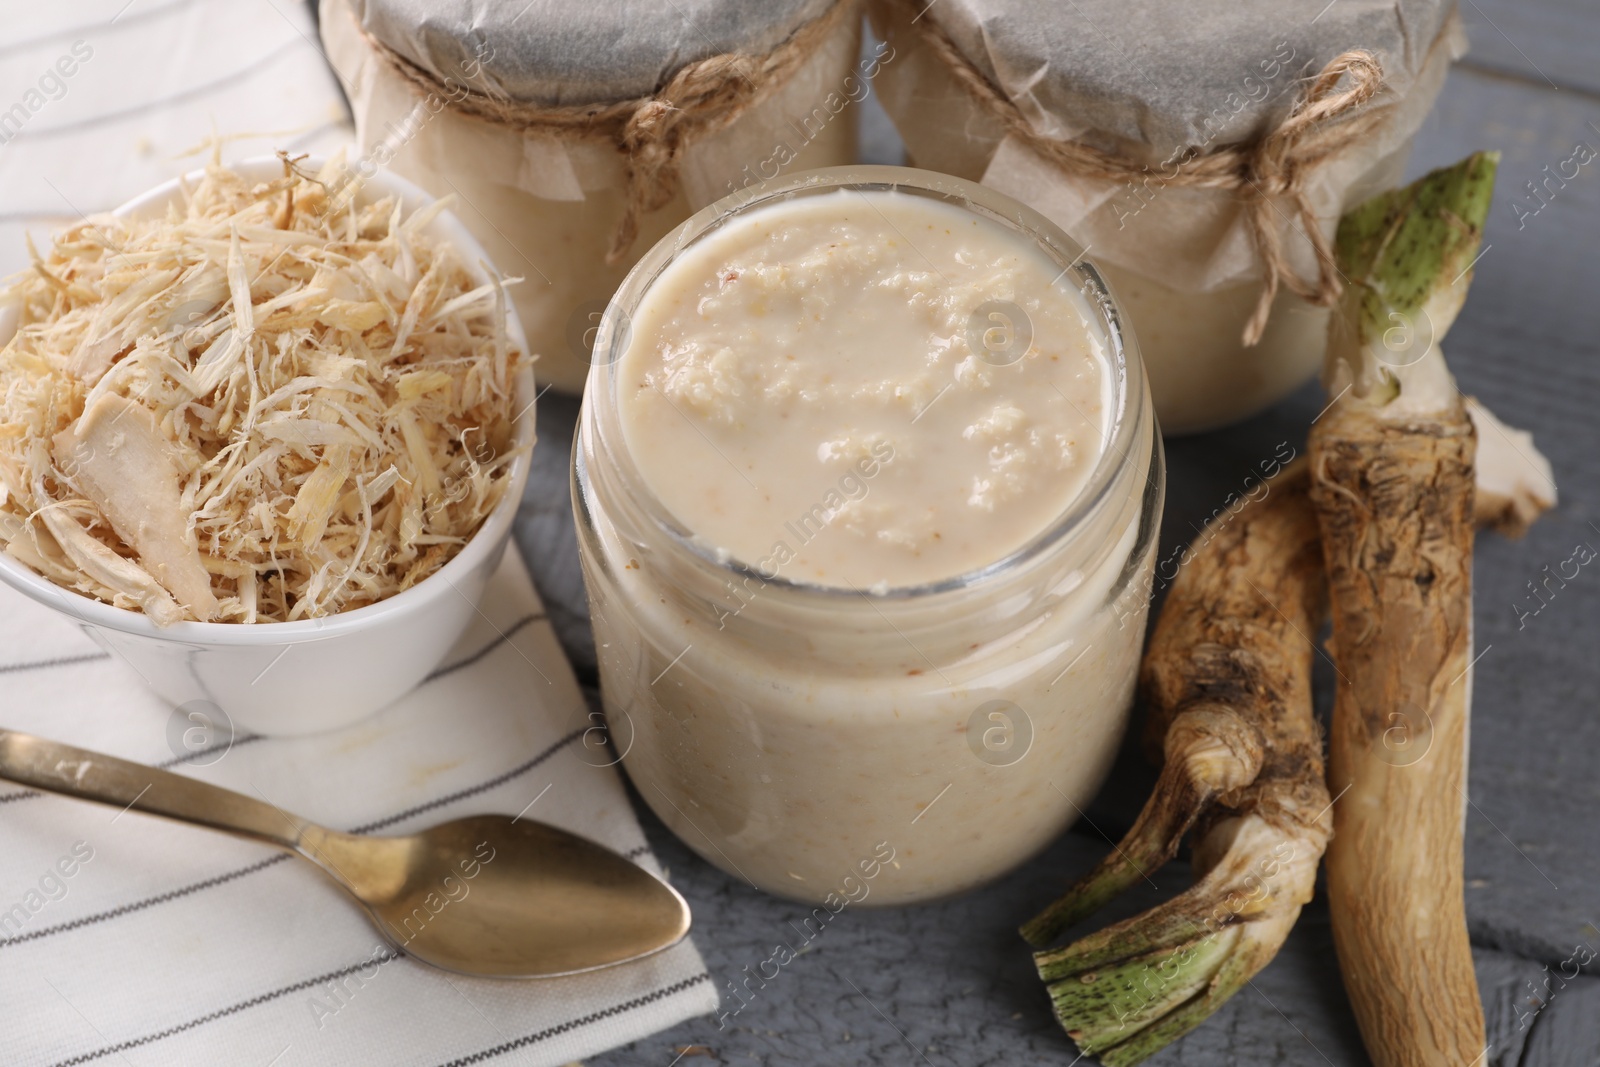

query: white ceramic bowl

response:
[0,157,535,736]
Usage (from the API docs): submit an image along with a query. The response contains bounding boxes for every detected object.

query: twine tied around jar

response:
[358,0,855,266]
[901,2,1391,345]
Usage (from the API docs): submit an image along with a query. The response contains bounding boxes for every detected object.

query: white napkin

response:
[0,549,717,1066]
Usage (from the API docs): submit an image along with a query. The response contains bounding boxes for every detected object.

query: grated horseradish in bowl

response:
[0,157,534,735]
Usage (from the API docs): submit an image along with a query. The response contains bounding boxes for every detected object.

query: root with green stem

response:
[1310,152,1497,1067]
[1025,462,1332,1065]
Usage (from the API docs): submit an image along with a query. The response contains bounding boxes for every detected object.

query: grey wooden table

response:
[512,8,1600,1064]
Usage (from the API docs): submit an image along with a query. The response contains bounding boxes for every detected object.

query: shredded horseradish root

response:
[0,157,527,625]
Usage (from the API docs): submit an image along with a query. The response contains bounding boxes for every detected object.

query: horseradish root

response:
[1467,396,1556,538]
[0,155,525,623]
[1024,462,1331,1065]
[1310,152,1497,1067]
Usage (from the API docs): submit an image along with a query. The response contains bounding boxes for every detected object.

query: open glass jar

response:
[573,167,1163,905]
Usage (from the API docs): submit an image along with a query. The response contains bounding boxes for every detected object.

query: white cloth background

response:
[0,1,718,1063]
[0,0,350,278]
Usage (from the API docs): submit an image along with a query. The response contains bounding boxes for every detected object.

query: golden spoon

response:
[0,728,690,977]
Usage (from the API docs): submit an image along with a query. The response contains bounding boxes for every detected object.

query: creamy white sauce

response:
[617,190,1110,589]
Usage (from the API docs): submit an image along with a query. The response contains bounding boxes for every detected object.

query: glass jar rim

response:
[577,164,1148,603]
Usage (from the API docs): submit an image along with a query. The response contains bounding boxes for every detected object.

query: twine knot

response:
[1237,50,1387,344]
[610,53,765,263]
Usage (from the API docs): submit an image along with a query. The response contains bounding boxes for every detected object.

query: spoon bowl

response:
[0,729,690,978]
[307,814,691,977]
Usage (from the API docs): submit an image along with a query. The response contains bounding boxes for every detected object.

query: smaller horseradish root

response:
[1021,461,1332,1065]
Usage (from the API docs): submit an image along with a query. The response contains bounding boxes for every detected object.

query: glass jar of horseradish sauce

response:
[573,167,1162,905]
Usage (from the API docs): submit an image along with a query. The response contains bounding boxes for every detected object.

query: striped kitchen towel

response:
[0,547,717,1066]
[0,3,715,1062]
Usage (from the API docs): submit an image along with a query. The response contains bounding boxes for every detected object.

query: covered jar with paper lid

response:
[321,0,867,392]
[869,0,1463,433]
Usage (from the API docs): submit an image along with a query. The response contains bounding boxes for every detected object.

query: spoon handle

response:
[0,729,308,850]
